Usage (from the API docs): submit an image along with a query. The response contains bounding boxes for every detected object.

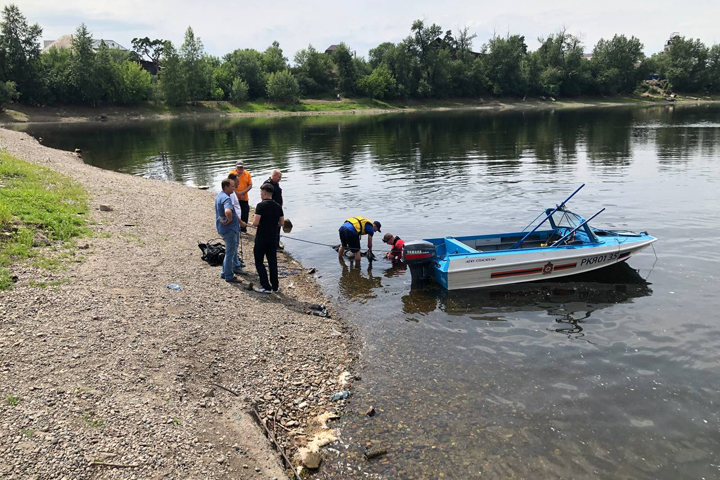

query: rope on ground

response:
[280,234,336,248]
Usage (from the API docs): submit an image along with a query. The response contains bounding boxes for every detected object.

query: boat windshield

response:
[550,209,586,228]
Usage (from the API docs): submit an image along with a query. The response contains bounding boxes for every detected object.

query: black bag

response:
[198,239,225,266]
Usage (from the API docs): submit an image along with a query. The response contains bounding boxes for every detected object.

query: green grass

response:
[198,98,397,114]
[29,278,70,288]
[6,394,20,406]
[0,150,88,289]
[81,412,104,428]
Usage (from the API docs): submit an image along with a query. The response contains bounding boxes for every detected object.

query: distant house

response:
[582,53,593,61]
[324,45,339,55]
[42,35,128,53]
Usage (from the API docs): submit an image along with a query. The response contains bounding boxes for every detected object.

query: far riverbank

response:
[2,95,718,126]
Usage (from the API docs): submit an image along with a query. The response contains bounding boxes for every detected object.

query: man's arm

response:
[367,235,373,250]
[278,215,285,228]
[239,176,252,196]
[224,207,232,225]
[252,214,261,228]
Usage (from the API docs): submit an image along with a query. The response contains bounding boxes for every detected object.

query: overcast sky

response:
[9,0,720,61]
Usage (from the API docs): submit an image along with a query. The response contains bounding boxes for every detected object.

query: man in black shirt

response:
[262,169,283,249]
[252,183,284,293]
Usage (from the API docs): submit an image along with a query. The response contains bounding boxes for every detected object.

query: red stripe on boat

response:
[553,262,577,271]
[491,267,544,278]
[405,253,433,260]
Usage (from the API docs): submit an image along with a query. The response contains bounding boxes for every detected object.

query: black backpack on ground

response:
[198,239,225,266]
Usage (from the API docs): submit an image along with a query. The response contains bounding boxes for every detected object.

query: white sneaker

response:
[255,287,272,294]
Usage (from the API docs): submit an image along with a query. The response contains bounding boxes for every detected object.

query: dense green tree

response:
[159,41,187,105]
[293,44,333,95]
[180,27,211,103]
[69,24,99,105]
[332,43,357,94]
[266,69,300,103]
[358,65,396,99]
[708,44,720,93]
[656,36,709,92]
[525,31,590,97]
[369,42,395,69]
[0,4,45,103]
[482,34,528,96]
[224,48,267,98]
[262,41,288,74]
[591,35,645,94]
[0,80,19,109]
[41,46,72,104]
[408,20,443,93]
[94,40,119,103]
[116,60,152,104]
[383,40,420,98]
[230,77,249,103]
[212,61,234,99]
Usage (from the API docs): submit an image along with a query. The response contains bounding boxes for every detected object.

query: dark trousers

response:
[276,225,282,249]
[240,200,249,232]
[254,241,278,290]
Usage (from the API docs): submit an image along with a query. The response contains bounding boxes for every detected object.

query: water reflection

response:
[12,105,720,190]
[338,258,383,302]
[401,262,652,330]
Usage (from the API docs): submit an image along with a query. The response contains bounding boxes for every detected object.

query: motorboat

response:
[403,185,657,291]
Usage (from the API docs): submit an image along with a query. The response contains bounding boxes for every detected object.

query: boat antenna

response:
[510,184,585,250]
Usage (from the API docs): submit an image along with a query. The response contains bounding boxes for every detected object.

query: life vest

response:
[345,216,372,235]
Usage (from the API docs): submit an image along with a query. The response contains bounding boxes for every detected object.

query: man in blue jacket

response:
[215,178,246,283]
[338,216,381,262]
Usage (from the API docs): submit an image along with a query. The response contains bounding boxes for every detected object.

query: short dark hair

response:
[260,183,274,194]
[228,173,238,181]
[221,179,232,189]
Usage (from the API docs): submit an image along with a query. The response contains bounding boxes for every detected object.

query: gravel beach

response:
[0,127,357,479]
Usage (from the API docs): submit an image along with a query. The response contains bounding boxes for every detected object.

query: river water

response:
[12,105,720,479]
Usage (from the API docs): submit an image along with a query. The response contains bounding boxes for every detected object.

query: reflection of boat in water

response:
[403,185,657,290]
[401,261,653,320]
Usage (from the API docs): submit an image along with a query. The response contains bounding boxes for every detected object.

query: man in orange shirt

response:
[229,161,252,232]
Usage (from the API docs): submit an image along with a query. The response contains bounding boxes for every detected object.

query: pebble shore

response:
[0,128,356,479]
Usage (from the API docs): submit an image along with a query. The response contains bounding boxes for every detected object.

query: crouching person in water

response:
[338,216,381,262]
[215,178,247,283]
[383,233,405,263]
[252,183,284,293]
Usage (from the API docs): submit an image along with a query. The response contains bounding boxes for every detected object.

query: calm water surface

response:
[14,105,720,479]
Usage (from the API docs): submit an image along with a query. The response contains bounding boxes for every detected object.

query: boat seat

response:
[445,238,478,255]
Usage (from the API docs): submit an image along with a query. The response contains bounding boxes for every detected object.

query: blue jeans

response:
[222,230,241,280]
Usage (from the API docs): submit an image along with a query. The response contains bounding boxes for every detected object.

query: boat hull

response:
[433,237,656,291]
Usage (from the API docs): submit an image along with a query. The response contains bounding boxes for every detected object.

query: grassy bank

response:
[3,95,719,125]
[0,150,88,289]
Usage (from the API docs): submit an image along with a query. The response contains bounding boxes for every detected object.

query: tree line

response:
[2,4,720,110]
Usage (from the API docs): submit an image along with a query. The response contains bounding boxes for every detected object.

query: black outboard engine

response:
[403,240,437,284]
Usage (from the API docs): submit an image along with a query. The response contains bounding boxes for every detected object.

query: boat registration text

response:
[581,252,619,266]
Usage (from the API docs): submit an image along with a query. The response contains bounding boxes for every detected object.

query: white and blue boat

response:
[403,185,657,291]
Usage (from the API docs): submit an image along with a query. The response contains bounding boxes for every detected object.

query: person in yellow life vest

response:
[338,216,381,262]
[228,161,252,232]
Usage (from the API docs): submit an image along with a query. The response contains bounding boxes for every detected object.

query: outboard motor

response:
[403,240,437,284]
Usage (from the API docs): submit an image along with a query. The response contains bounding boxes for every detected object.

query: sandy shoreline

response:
[2,97,716,126]
[0,127,357,479]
